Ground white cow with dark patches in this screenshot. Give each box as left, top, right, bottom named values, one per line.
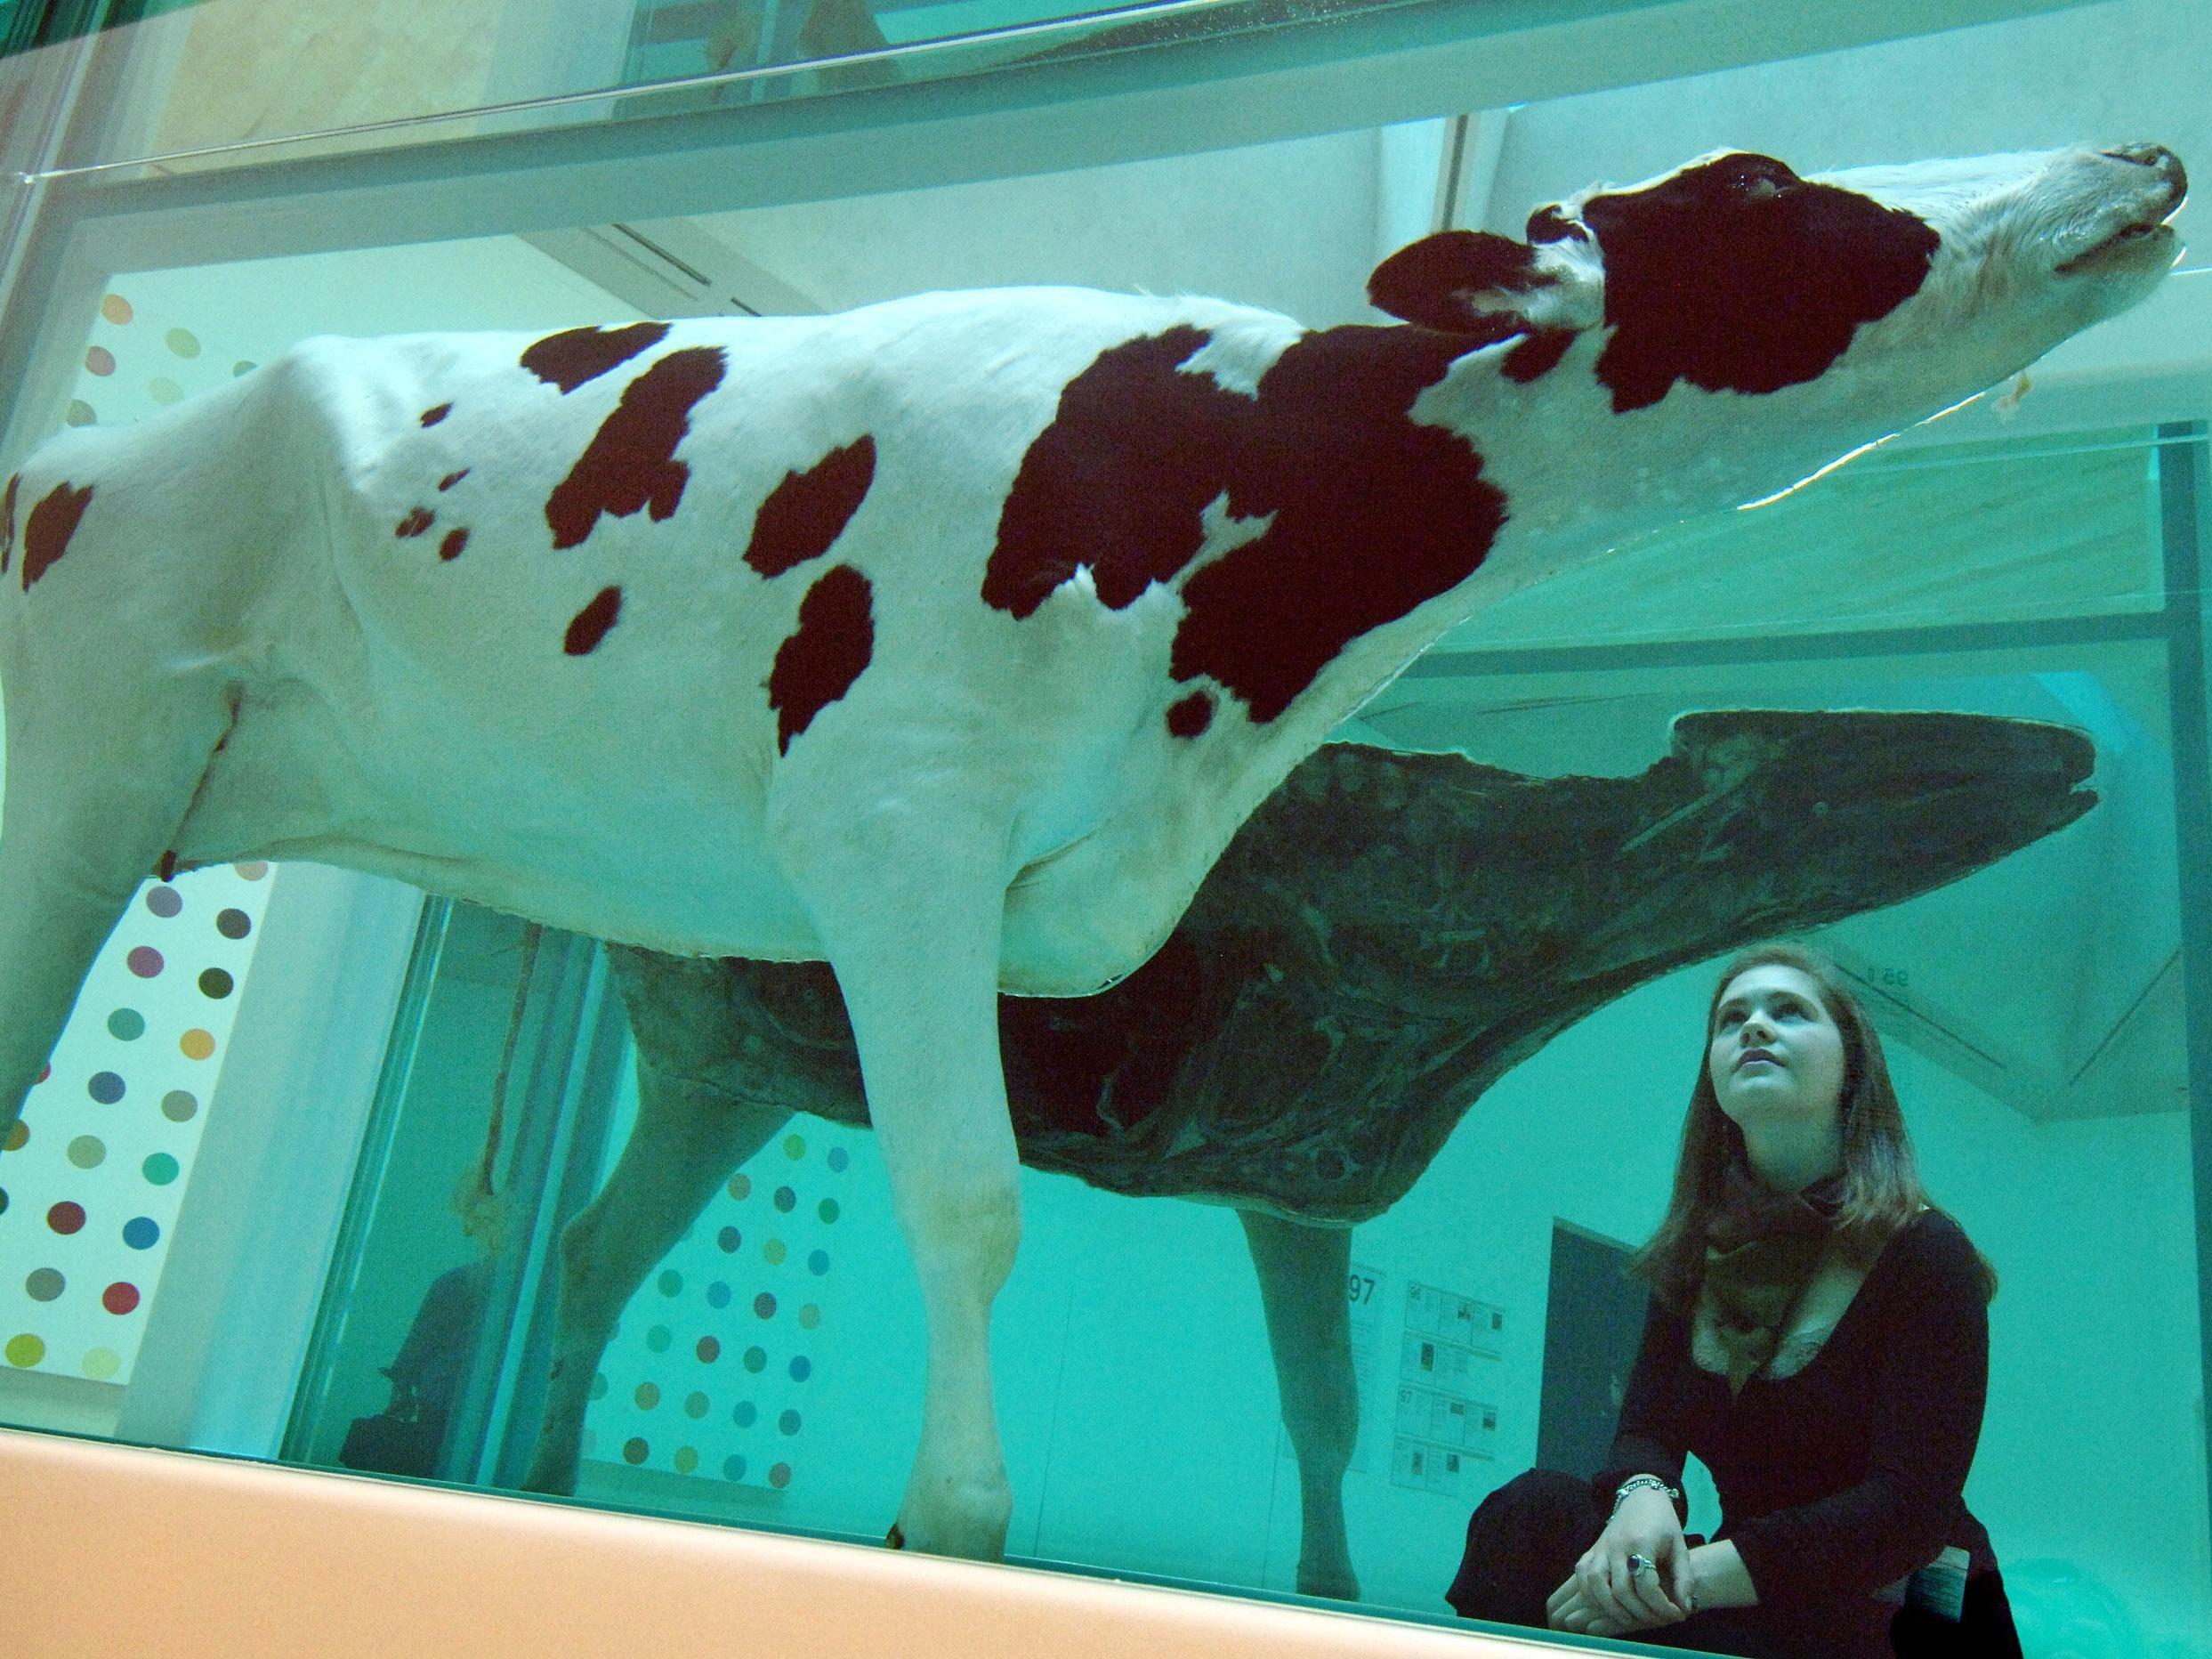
left=0, top=143, right=2184, bottom=1558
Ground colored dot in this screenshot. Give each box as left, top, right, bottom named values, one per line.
left=769, top=1463, right=791, bottom=1489
left=216, top=907, right=253, bottom=937
left=67, top=1136, right=105, bottom=1169
left=145, top=885, right=182, bottom=918
left=233, top=863, right=268, bottom=882
left=82, top=1347, right=120, bottom=1380
left=808, top=1250, right=829, bottom=1276
left=232, top=360, right=256, bottom=377
left=47, top=1202, right=84, bottom=1234
left=101, top=294, right=133, bottom=324
left=198, top=967, right=234, bottom=999
left=180, top=1030, right=215, bottom=1061
left=658, top=1269, right=682, bottom=1297
left=696, top=1336, right=720, bottom=1363
left=763, top=1239, right=786, bottom=1267
left=674, top=1446, right=698, bottom=1475
left=754, top=1292, right=777, bottom=1320
left=4, top=1122, right=25, bottom=1151
left=122, top=1217, right=159, bottom=1250
left=773, top=1186, right=795, bottom=1214
left=782, top=1134, right=805, bottom=1161
left=101, top=1283, right=140, bottom=1315
left=126, top=946, right=163, bottom=977
left=683, top=1391, right=708, bottom=1420
left=798, top=1304, right=820, bottom=1331
left=85, top=344, right=115, bottom=376
left=646, top=1325, right=672, bottom=1354
left=6, top=1334, right=45, bottom=1368
left=65, top=400, right=95, bottom=426
left=723, top=1454, right=747, bottom=1482
left=827, top=1147, right=849, bottom=1173
left=148, top=376, right=182, bottom=405
left=161, top=1090, right=198, bottom=1122
left=142, top=1153, right=179, bottom=1186
left=818, top=1198, right=839, bottom=1225
left=86, top=1072, right=124, bottom=1105
left=589, top=1372, right=609, bottom=1401
left=789, top=1355, right=811, bottom=1382
left=706, top=1282, right=731, bottom=1310
left=727, top=1174, right=751, bottom=1202
left=716, top=1226, right=741, bottom=1254
left=742, top=1347, right=765, bottom=1374
left=634, top=1381, right=660, bottom=1410
left=779, top=1409, right=801, bottom=1436
left=165, top=328, right=201, bottom=359
left=25, top=1269, right=63, bottom=1301
left=106, top=1008, right=145, bottom=1040
left=622, top=1437, right=648, bottom=1465
left=732, top=1400, right=757, bottom=1427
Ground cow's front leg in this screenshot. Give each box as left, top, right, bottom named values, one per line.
left=781, top=794, right=1021, bottom=1560
left=1239, top=1208, right=1361, bottom=1601
left=521, top=1058, right=790, bottom=1495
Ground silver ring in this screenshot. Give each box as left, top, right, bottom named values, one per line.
left=1627, top=1553, right=1655, bottom=1577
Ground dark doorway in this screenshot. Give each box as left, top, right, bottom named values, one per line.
left=1535, top=1220, right=1649, bottom=1481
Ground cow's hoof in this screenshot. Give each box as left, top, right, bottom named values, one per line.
left=885, top=1523, right=905, bottom=1550
left=1296, top=1565, right=1362, bottom=1603
left=889, top=1477, right=1012, bottom=1561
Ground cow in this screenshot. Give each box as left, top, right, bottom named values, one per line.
left=506, top=708, right=2095, bottom=1599
left=0, top=142, right=2184, bottom=1559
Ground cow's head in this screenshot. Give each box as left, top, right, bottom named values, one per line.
left=1370, top=143, right=2185, bottom=430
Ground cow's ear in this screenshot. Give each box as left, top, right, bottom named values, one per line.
left=1368, top=231, right=1550, bottom=328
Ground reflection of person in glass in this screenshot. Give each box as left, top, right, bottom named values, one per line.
left=1448, top=944, right=2022, bottom=1656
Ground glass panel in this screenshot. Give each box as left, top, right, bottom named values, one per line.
left=4, top=3, right=2212, bottom=1656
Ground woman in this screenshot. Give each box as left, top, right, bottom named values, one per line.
left=1447, top=943, right=2021, bottom=1656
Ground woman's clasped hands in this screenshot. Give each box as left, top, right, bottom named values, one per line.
left=1546, top=1486, right=1698, bottom=1639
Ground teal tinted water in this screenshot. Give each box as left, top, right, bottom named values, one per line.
left=1, top=4, right=2208, bottom=1655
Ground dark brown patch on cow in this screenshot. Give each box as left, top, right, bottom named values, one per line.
left=1526, top=205, right=1589, bottom=245
left=1582, top=151, right=1939, bottom=413
left=769, top=564, right=873, bottom=755
left=1367, top=231, right=1556, bottom=332
left=396, top=507, right=434, bottom=538
left=421, top=403, right=452, bottom=427
left=1166, top=691, right=1214, bottom=738
left=744, top=435, right=876, bottom=578
left=563, top=586, right=623, bottom=655
left=439, top=470, right=469, bottom=491
left=988, top=325, right=1506, bottom=724
left=0, top=473, right=15, bottom=577
left=545, top=346, right=726, bottom=551
left=440, top=528, right=469, bottom=562
left=521, top=322, right=673, bottom=394
left=1504, top=328, right=1576, bottom=383
left=22, top=481, right=93, bottom=590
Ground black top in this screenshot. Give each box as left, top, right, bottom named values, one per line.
left=1594, top=1209, right=1998, bottom=1614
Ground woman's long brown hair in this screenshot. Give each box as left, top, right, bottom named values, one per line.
left=1630, top=942, right=1996, bottom=1310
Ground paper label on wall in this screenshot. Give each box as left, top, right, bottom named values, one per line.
left=1388, top=1279, right=1505, bottom=1500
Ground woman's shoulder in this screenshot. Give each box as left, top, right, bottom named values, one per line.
left=1868, top=1205, right=1986, bottom=1297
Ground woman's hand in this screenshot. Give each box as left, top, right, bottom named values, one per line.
left=1545, top=1486, right=1696, bottom=1638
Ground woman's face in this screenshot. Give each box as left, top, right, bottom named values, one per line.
left=1707, top=965, right=1849, bottom=1137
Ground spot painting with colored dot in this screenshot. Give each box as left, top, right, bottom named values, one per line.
left=0, top=855, right=270, bottom=1383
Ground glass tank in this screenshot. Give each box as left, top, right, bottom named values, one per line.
left=0, top=2, right=2208, bottom=1655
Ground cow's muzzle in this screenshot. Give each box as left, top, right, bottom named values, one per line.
left=2057, top=143, right=2187, bottom=276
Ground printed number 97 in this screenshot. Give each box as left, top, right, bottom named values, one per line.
left=1348, top=1274, right=1376, bottom=1305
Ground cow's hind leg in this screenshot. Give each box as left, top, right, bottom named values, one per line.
left=522, top=1054, right=791, bottom=1495
left=0, top=644, right=231, bottom=1133
left=780, top=797, right=1020, bottom=1559
left=1239, top=1208, right=1361, bottom=1601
